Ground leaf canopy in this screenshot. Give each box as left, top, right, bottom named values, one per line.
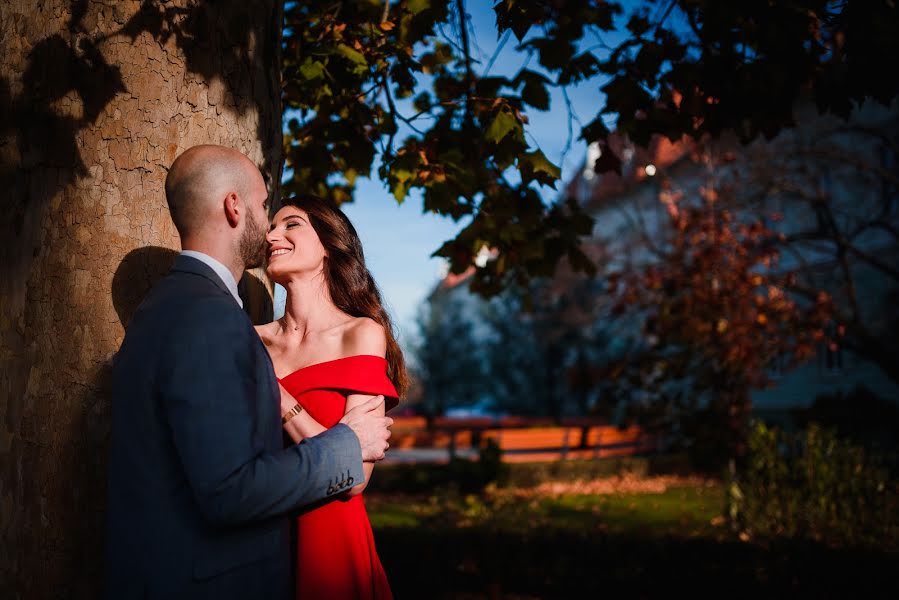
left=282, top=0, right=899, bottom=295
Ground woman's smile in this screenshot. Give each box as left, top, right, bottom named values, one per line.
left=269, top=247, right=293, bottom=260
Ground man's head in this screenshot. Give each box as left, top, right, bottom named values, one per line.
left=165, top=145, right=269, bottom=269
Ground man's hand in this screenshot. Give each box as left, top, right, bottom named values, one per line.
left=339, top=395, right=393, bottom=462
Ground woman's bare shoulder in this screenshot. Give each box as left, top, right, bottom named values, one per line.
left=342, top=317, right=386, bottom=357
left=253, top=320, right=280, bottom=345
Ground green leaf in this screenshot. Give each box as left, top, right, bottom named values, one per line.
left=413, top=92, right=432, bottom=113
left=514, top=70, right=551, bottom=110
left=580, top=115, right=610, bottom=143
left=525, top=37, right=577, bottom=72
left=485, top=109, right=519, bottom=144
left=336, top=44, right=368, bottom=73
left=522, top=78, right=550, bottom=110
left=391, top=179, right=410, bottom=203
left=627, top=14, right=651, bottom=36
left=408, top=0, right=430, bottom=15
left=476, top=76, right=513, bottom=97
left=493, top=1, right=540, bottom=42
left=518, top=149, right=561, bottom=188
left=299, top=59, right=325, bottom=81
left=559, top=53, right=600, bottom=85
left=394, top=168, right=414, bottom=182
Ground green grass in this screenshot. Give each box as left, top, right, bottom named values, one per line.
left=584, top=485, right=722, bottom=537
left=541, top=484, right=722, bottom=536
left=365, top=478, right=897, bottom=599
left=368, top=482, right=724, bottom=537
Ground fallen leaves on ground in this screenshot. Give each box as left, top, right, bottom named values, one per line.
left=506, top=473, right=716, bottom=498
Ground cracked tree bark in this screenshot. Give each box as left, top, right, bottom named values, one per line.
left=0, top=1, right=281, bottom=597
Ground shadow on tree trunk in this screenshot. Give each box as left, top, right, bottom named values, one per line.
left=1, top=1, right=282, bottom=596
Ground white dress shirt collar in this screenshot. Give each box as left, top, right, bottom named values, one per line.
left=180, top=250, right=244, bottom=308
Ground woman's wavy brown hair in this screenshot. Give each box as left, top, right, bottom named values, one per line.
left=282, top=194, right=408, bottom=397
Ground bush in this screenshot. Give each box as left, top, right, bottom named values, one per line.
left=368, top=439, right=509, bottom=494
left=794, top=385, right=899, bottom=472
left=727, top=421, right=898, bottom=548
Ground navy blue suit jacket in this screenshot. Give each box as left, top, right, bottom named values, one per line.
left=105, top=255, right=364, bottom=599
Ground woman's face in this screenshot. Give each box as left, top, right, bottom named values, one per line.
left=265, top=206, right=328, bottom=282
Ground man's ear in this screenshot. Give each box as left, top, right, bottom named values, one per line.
left=224, top=192, right=240, bottom=227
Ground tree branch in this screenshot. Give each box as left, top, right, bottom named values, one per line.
left=484, top=29, right=510, bottom=77
left=654, top=0, right=678, bottom=34
left=559, top=85, right=577, bottom=165
left=795, top=146, right=899, bottom=188
left=869, top=220, right=899, bottom=241
left=380, top=76, right=399, bottom=154
left=456, top=0, right=475, bottom=129
left=846, top=244, right=899, bottom=283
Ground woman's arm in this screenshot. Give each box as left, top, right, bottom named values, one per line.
left=279, top=382, right=327, bottom=441
left=280, top=317, right=391, bottom=495
left=342, top=318, right=390, bottom=496
left=280, top=383, right=384, bottom=496
left=343, top=392, right=384, bottom=496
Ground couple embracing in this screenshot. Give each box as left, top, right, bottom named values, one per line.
left=105, top=145, right=402, bottom=599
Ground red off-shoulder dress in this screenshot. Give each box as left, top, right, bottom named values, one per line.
left=279, top=355, right=398, bottom=600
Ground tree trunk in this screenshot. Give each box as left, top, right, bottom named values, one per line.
left=0, top=1, right=282, bottom=597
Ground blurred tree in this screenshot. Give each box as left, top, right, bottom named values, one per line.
left=735, top=116, right=899, bottom=385
left=577, top=105, right=899, bottom=466
left=481, top=287, right=555, bottom=416
left=419, top=275, right=611, bottom=419
left=605, top=192, right=835, bottom=463
left=415, top=285, right=490, bottom=420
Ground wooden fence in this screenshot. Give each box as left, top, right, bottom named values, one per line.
left=387, top=416, right=661, bottom=463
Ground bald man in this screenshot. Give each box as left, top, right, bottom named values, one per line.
left=105, top=145, right=392, bottom=600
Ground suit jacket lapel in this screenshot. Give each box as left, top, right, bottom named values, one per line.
left=171, top=254, right=234, bottom=299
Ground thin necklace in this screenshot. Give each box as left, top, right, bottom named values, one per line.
left=280, top=317, right=301, bottom=332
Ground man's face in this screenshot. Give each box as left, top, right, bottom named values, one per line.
left=238, top=173, right=270, bottom=269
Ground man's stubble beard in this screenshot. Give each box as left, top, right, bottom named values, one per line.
left=239, top=209, right=268, bottom=269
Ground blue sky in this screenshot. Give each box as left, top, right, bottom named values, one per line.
left=276, top=2, right=629, bottom=355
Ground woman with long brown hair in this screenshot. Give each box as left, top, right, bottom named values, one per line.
left=255, top=194, right=406, bottom=600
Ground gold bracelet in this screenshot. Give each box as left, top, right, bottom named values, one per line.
left=281, top=403, right=304, bottom=425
